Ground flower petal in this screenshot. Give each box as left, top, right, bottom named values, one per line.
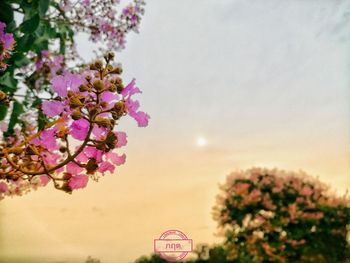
left=42, top=100, right=65, bottom=117
left=68, top=175, right=88, bottom=190
left=70, top=119, right=90, bottom=141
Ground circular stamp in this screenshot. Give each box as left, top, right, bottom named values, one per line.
left=154, top=229, right=193, bottom=262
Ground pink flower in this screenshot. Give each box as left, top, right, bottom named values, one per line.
left=106, top=152, right=126, bottom=166
left=68, top=175, right=88, bottom=190
left=125, top=97, right=139, bottom=111
left=70, top=119, right=90, bottom=141
left=0, top=122, right=8, bottom=132
left=51, top=75, right=67, bottom=96
left=35, top=51, right=64, bottom=75
left=76, top=151, right=89, bottom=163
left=0, top=182, right=8, bottom=193
left=125, top=98, right=150, bottom=127
left=122, top=79, right=150, bottom=127
left=121, top=79, right=141, bottom=97
left=42, top=100, right=65, bottom=117
left=51, top=72, right=85, bottom=97
left=263, top=195, right=276, bottom=210
left=101, top=91, right=118, bottom=104
left=98, top=161, right=115, bottom=174
left=42, top=152, right=60, bottom=166
left=234, top=183, right=250, bottom=195
left=301, top=185, right=313, bottom=196
left=92, top=125, right=107, bottom=140
left=40, top=175, right=50, bottom=186
left=84, top=146, right=103, bottom=162
left=302, top=212, right=324, bottom=220
left=31, top=127, right=58, bottom=151
left=116, top=131, right=127, bottom=147
left=132, top=111, right=150, bottom=127
left=0, top=22, right=14, bottom=70
left=67, top=162, right=83, bottom=175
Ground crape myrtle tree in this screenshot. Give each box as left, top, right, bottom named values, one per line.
left=213, top=168, right=350, bottom=263
left=0, top=0, right=149, bottom=199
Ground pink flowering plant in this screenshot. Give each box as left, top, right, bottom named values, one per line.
left=0, top=1, right=149, bottom=198
left=213, top=168, right=350, bottom=263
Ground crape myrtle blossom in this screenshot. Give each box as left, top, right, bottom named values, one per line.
left=58, top=0, right=145, bottom=51
left=213, top=168, right=350, bottom=262
left=122, top=79, right=150, bottom=127
left=0, top=53, right=149, bottom=199
left=0, top=22, right=14, bottom=71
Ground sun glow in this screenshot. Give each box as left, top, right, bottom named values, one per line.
left=196, top=136, right=208, bottom=147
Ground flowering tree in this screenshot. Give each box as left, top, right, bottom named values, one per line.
left=213, top=168, right=350, bottom=263
left=0, top=0, right=149, bottom=199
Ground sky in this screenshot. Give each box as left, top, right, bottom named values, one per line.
left=1, top=0, right=350, bottom=262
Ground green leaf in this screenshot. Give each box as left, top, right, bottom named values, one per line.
left=0, top=72, right=17, bottom=93
left=59, top=35, right=65, bottom=54
left=14, top=55, right=31, bottom=68
left=0, top=2, right=14, bottom=24
left=0, top=104, right=8, bottom=121
left=6, top=20, right=17, bottom=32
left=37, top=110, right=47, bottom=131
left=16, top=33, right=36, bottom=52
left=38, top=0, right=50, bottom=17
left=32, top=97, right=42, bottom=108
left=5, top=100, right=24, bottom=135
left=20, top=14, right=40, bottom=33
left=33, top=38, right=49, bottom=52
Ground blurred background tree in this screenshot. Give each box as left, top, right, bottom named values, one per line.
left=213, top=168, right=350, bottom=263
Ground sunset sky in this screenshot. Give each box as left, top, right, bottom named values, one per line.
left=1, top=1, right=350, bottom=262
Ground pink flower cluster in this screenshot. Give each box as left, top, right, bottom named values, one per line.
left=213, top=167, right=350, bottom=262
left=35, top=50, right=64, bottom=74
left=0, top=54, right=149, bottom=199
left=0, top=22, right=14, bottom=71
left=59, top=0, right=145, bottom=51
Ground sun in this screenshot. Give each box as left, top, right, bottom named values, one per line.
left=196, top=136, right=208, bottom=147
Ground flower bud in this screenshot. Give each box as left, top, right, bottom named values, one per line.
left=96, top=143, right=106, bottom=151
left=93, top=80, right=104, bottom=91
left=106, top=64, right=113, bottom=71
left=62, top=173, right=72, bottom=180
left=71, top=110, right=82, bottom=120
left=116, top=83, right=124, bottom=94
left=107, top=52, right=115, bottom=60
left=85, top=75, right=92, bottom=81
left=67, top=91, right=75, bottom=98
left=60, top=182, right=72, bottom=193
left=100, top=101, right=108, bottom=108
left=94, top=60, right=103, bottom=70
left=95, top=116, right=111, bottom=128
left=115, top=77, right=122, bottom=84
left=111, top=111, right=122, bottom=120
left=79, top=84, right=89, bottom=92
left=89, top=108, right=98, bottom=118
left=69, top=97, right=84, bottom=108
left=86, top=158, right=98, bottom=174
left=110, top=66, right=122, bottom=74
left=109, top=84, right=117, bottom=92
left=59, top=146, right=67, bottom=153
left=105, top=131, right=117, bottom=149
left=113, top=101, right=125, bottom=112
